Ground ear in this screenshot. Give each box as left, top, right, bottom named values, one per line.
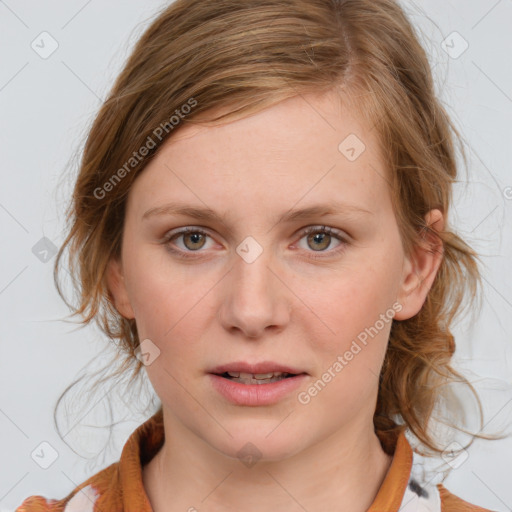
left=394, top=209, right=444, bottom=321
left=105, top=257, right=135, bottom=319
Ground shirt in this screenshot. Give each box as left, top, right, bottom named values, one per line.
left=15, top=409, right=493, bottom=512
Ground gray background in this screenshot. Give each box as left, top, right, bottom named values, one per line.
left=1, top=1, right=511, bottom=510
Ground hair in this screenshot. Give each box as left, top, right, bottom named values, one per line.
left=53, top=0, right=497, bottom=464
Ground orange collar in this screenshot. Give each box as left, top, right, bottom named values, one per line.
left=368, top=429, right=413, bottom=511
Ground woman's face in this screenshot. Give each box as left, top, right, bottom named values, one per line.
left=107, top=90, right=438, bottom=461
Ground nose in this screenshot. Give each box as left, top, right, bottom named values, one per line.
left=218, top=243, right=292, bottom=339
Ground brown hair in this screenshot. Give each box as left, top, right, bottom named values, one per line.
left=53, top=0, right=494, bottom=462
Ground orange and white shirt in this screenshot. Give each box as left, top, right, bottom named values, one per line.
left=16, top=410, right=493, bottom=512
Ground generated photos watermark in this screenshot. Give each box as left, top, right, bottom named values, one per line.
left=93, top=97, right=198, bottom=200
left=297, top=301, right=403, bottom=405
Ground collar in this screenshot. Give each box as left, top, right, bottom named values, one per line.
left=70, top=410, right=422, bottom=512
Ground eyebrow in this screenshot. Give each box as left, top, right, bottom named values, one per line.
left=142, top=201, right=373, bottom=225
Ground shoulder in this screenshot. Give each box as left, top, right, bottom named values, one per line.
left=15, top=410, right=164, bottom=512
left=15, top=464, right=119, bottom=512
left=437, top=483, right=496, bottom=512
left=15, top=495, right=60, bottom=512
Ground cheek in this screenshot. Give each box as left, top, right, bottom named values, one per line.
left=122, top=242, right=207, bottom=338
left=295, top=264, right=400, bottom=418
left=298, top=241, right=403, bottom=368
left=122, top=250, right=222, bottom=396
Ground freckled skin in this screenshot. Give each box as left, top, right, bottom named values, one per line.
left=107, top=89, right=443, bottom=512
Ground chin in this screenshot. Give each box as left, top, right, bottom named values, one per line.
left=204, top=424, right=309, bottom=464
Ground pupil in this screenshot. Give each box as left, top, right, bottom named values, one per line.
left=310, top=232, right=329, bottom=250
left=185, top=232, right=205, bottom=250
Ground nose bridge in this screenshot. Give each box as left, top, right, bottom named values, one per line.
left=232, top=234, right=276, bottom=304
left=236, top=237, right=272, bottom=290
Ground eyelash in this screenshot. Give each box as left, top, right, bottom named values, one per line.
left=162, top=225, right=348, bottom=260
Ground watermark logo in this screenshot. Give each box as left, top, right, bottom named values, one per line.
left=31, top=31, right=59, bottom=59
left=236, top=236, right=264, bottom=264
left=135, top=338, right=161, bottom=366
left=237, top=442, right=262, bottom=468
left=32, top=236, right=58, bottom=263
left=441, top=31, right=469, bottom=59
left=338, top=133, right=366, bottom=162
left=31, top=441, right=59, bottom=469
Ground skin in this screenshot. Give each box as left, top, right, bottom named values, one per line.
left=106, top=88, right=444, bottom=512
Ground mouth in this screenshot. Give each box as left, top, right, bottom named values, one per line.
left=215, top=371, right=301, bottom=385
left=208, top=366, right=309, bottom=406
left=208, top=361, right=308, bottom=386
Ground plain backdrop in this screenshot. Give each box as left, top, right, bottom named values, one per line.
left=1, top=1, right=511, bottom=511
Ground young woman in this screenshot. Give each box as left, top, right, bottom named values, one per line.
left=16, top=0, right=498, bottom=510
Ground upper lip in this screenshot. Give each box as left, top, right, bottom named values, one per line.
left=209, top=361, right=307, bottom=375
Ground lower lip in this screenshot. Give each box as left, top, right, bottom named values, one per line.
left=208, top=373, right=307, bottom=406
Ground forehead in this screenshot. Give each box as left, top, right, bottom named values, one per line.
left=127, top=90, right=391, bottom=220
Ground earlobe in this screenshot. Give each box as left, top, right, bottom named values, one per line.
left=105, top=257, right=135, bottom=320
left=394, top=209, right=444, bottom=321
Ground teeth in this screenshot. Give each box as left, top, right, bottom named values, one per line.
left=224, top=371, right=292, bottom=384
left=246, top=372, right=276, bottom=380
left=226, top=371, right=288, bottom=379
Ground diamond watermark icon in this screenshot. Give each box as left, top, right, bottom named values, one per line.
left=441, top=31, right=469, bottom=59
left=237, top=442, right=262, bottom=468
left=31, top=441, right=59, bottom=469
left=32, top=236, right=58, bottom=263
left=236, top=236, right=263, bottom=264
left=338, top=133, right=366, bottom=162
left=31, top=31, right=59, bottom=59
left=135, top=338, right=161, bottom=366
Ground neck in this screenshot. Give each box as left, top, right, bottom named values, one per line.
left=142, top=410, right=393, bottom=512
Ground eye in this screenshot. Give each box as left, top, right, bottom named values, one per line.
left=296, top=225, right=347, bottom=257
left=163, top=227, right=214, bottom=255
